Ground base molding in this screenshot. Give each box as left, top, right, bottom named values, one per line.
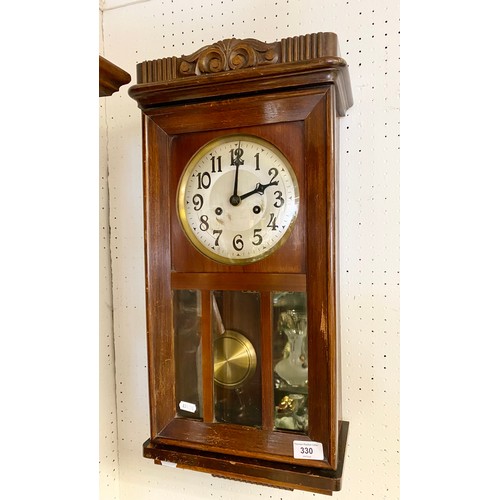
left=143, top=420, right=348, bottom=495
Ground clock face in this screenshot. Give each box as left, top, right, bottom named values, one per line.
left=177, top=135, right=299, bottom=265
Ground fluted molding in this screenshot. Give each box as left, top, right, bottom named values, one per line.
left=137, top=33, right=342, bottom=84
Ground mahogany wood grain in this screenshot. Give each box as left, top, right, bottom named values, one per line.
left=99, top=55, right=131, bottom=97
left=144, top=90, right=324, bottom=134
left=132, top=31, right=353, bottom=116
left=137, top=33, right=341, bottom=82
left=130, top=32, right=353, bottom=494
left=303, top=90, right=335, bottom=466
left=144, top=420, right=348, bottom=494
left=142, top=116, right=175, bottom=437
left=168, top=120, right=306, bottom=274
left=171, top=273, right=306, bottom=291
left=201, top=290, right=214, bottom=422
left=130, top=60, right=352, bottom=116
left=157, top=418, right=330, bottom=468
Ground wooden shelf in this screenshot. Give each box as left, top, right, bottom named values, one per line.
left=99, top=55, right=131, bottom=97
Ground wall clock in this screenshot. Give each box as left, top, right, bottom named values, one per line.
left=129, top=32, right=353, bottom=495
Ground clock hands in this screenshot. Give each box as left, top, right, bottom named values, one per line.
left=229, top=143, right=244, bottom=206
left=240, top=181, right=278, bottom=201
left=228, top=143, right=279, bottom=209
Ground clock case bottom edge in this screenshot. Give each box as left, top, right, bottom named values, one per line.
left=143, top=420, right=348, bottom=495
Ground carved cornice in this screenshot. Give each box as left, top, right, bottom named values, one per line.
left=137, top=32, right=342, bottom=84
left=131, top=32, right=353, bottom=116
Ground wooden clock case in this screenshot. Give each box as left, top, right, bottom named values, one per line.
left=129, top=32, right=353, bottom=495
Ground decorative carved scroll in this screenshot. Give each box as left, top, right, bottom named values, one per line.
left=137, top=32, right=340, bottom=84
left=179, top=38, right=279, bottom=76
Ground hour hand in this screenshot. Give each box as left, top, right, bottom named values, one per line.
left=240, top=181, right=278, bottom=201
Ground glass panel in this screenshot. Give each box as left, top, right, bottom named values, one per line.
left=272, top=292, right=308, bottom=432
left=173, top=289, right=203, bottom=419
left=212, top=290, right=261, bottom=427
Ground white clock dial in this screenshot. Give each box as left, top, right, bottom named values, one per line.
left=177, top=135, right=300, bottom=265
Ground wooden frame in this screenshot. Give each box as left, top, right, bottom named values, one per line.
left=129, top=32, right=352, bottom=495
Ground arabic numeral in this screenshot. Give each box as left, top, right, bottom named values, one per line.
left=196, top=172, right=211, bottom=189
left=232, top=234, right=244, bottom=251
left=192, top=194, right=204, bottom=211
left=254, top=152, right=260, bottom=170
left=268, top=167, right=278, bottom=183
left=230, top=146, right=244, bottom=165
left=267, top=213, right=278, bottom=230
left=210, top=155, right=222, bottom=173
left=252, top=228, right=263, bottom=246
left=293, top=440, right=323, bottom=460
left=273, top=190, right=284, bottom=208
left=213, top=229, right=222, bottom=246
left=199, top=215, right=209, bottom=231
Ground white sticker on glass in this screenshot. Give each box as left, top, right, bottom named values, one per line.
left=179, top=401, right=197, bottom=413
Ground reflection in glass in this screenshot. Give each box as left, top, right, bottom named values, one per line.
left=173, top=289, right=203, bottom=419
left=272, top=292, right=308, bottom=432
left=212, top=290, right=262, bottom=427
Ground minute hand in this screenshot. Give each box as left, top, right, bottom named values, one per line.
left=240, top=181, right=278, bottom=201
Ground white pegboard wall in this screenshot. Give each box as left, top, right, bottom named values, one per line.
left=100, top=99, right=120, bottom=500
left=99, top=0, right=400, bottom=499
